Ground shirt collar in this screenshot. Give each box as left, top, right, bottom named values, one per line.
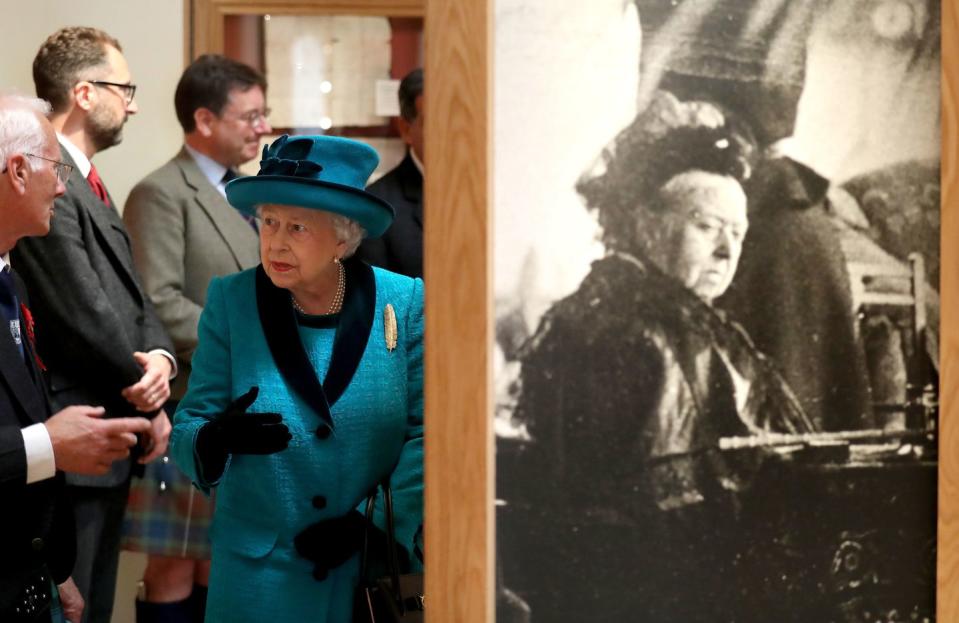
left=0, top=254, right=8, bottom=272
left=184, top=144, right=230, bottom=197
left=57, top=133, right=91, bottom=178
left=409, top=149, right=424, bottom=176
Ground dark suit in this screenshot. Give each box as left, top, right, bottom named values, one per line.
left=357, top=152, right=423, bottom=278
left=0, top=270, right=74, bottom=616
left=12, top=146, right=174, bottom=623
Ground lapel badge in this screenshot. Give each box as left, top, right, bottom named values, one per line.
left=384, top=304, right=398, bottom=352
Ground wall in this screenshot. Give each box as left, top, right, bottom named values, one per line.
left=0, top=0, right=186, bottom=211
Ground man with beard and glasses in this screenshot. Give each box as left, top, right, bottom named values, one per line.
left=12, top=27, right=176, bottom=623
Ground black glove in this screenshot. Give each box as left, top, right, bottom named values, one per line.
left=294, top=510, right=386, bottom=581
left=195, top=386, right=291, bottom=480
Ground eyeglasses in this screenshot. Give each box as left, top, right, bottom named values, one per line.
left=686, top=210, right=747, bottom=245
left=24, top=153, right=75, bottom=184
left=226, top=108, right=272, bottom=127
left=89, top=80, right=137, bottom=105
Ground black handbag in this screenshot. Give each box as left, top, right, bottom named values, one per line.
left=353, top=484, right=424, bottom=623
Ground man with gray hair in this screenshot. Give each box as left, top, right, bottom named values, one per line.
left=0, top=93, right=153, bottom=623
left=357, top=68, right=424, bottom=278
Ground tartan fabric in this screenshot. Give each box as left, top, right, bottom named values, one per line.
left=121, top=455, right=214, bottom=559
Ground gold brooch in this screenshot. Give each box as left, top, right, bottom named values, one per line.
left=384, top=304, right=397, bottom=351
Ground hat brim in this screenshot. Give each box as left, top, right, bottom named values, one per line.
left=225, top=175, right=395, bottom=238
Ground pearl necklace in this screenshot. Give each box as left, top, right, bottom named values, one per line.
left=291, top=261, right=345, bottom=315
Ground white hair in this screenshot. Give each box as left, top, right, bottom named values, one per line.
left=329, top=213, right=366, bottom=258
left=0, top=94, right=52, bottom=171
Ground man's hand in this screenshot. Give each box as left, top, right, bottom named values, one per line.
left=57, top=576, right=84, bottom=623
left=121, top=351, right=172, bottom=413
left=45, top=406, right=152, bottom=475
left=138, top=409, right=171, bottom=464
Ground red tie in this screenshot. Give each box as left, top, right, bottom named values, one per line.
left=86, top=164, right=111, bottom=208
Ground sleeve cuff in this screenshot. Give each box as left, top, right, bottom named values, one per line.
left=149, top=348, right=179, bottom=380
left=23, top=423, right=56, bottom=484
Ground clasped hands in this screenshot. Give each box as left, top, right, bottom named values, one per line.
left=46, top=353, right=175, bottom=475
left=120, top=351, right=172, bottom=414
left=120, top=351, right=174, bottom=462
left=195, top=386, right=291, bottom=479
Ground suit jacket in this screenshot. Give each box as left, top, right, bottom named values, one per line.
left=12, top=147, right=174, bottom=487
left=124, top=147, right=260, bottom=399
left=0, top=270, right=74, bottom=609
left=357, top=152, right=423, bottom=278
left=170, top=261, right=424, bottom=622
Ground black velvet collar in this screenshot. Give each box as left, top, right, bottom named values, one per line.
left=255, top=258, right=376, bottom=432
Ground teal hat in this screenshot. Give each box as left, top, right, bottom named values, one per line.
left=225, top=134, right=395, bottom=238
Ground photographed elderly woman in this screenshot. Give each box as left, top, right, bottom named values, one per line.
left=169, top=135, right=423, bottom=623
left=497, top=92, right=816, bottom=623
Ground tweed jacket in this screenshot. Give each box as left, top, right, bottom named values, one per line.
left=124, top=147, right=260, bottom=399
left=12, top=147, right=174, bottom=487
left=357, top=152, right=423, bottom=278
left=0, top=270, right=74, bottom=608
left=170, top=260, right=423, bottom=623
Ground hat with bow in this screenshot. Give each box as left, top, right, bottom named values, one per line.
left=226, top=134, right=395, bottom=238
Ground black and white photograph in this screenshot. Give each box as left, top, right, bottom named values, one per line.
left=494, top=1, right=940, bottom=621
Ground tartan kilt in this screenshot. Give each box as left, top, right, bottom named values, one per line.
left=121, top=453, right=215, bottom=559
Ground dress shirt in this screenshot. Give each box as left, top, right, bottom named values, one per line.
left=185, top=144, right=257, bottom=232
left=56, top=134, right=179, bottom=378
left=1, top=256, right=56, bottom=484
left=57, top=132, right=91, bottom=178
left=184, top=143, right=230, bottom=198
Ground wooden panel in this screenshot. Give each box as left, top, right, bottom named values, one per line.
left=424, top=0, right=493, bottom=621
left=941, top=0, right=958, bottom=620
left=943, top=0, right=956, bottom=612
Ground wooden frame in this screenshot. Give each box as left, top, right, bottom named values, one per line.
left=187, top=0, right=424, bottom=57
left=940, top=1, right=957, bottom=620
left=424, top=1, right=493, bottom=621
left=187, top=1, right=491, bottom=621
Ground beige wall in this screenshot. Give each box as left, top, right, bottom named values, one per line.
left=0, top=0, right=186, bottom=210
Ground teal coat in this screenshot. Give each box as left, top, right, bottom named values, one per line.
left=170, top=260, right=423, bottom=623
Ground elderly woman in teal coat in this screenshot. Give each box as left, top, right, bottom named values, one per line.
left=169, top=135, right=423, bottom=623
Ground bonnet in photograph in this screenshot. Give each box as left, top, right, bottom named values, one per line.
left=576, top=90, right=756, bottom=252
left=226, top=134, right=396, bottom=238
left=634, top=0, right=818, bottom=145
left=577, top=90, right=755, bottom=206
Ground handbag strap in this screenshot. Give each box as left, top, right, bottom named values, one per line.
left=382, top=484, right=405, bottom=609
left=358, top=480, right=410, bottom=612
left=359, top=488, right=377, bottom=580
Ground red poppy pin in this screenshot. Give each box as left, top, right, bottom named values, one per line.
left=19, top=303, right=46, bottom=371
